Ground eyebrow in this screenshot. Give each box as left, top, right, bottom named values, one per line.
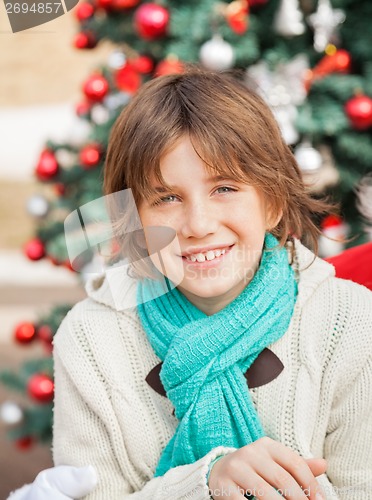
left=151, top=175, right=236, bottom=192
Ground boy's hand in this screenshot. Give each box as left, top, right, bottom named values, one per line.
left=208, top=436, right=327, bottom=499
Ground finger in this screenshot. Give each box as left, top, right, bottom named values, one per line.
left=240, top=474, right=288, bottom=499
left=259, top=463, right=309, bottom=499
left=305, top=458, right=327, bottom=477
left=270, top=448, right=324, bottom=500
left=37, top=465, right=98, bottom=498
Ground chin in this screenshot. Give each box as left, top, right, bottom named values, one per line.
left=179, top=279, right=239, bottom=299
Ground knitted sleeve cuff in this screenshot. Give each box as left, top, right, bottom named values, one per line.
left=206, top=455, right=225, bottom=485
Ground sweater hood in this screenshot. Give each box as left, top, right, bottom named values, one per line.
left=84, top=238, right=336, bottom=312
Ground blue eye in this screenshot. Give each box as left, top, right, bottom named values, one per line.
left=162, top=195, right=177, bottom=202
left=216, top=186, right=237, bottom=194
left=152, top=195, right=178, bottom=205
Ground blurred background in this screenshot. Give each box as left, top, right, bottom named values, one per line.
left=0, top=7, right=113, bottom=497
left=1, top=0, right=372, bottom=497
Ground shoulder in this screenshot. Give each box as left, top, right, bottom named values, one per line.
left=302, top=275, right=372, bottom=388
left=291, top=239, right=372, bottom=333
left=53, top=291, right=141, bottom=369
left=326, top=276, right=372, bottom=355
left=290, top=240, right=372, bottom=379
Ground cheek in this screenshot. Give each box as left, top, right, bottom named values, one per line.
left=139, top=207, right=175, bottom=229
left=147, top=238, right=184, bottom=285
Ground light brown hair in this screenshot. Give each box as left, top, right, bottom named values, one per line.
left=103, top=64, right=340, bottom=278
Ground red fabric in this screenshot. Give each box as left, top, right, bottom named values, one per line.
left=325, top=242, right=372, bottom=291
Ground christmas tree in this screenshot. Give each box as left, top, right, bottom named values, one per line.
left=1, top=0, right=372, bottom=448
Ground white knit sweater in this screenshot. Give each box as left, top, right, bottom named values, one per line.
left=52, top=239, right=372, bottom=499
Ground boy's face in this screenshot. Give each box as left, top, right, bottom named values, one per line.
left=137, top=136, right=282, bottom=315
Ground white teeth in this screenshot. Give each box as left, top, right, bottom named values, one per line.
left=206, top=251, right=215, bottom=261
left=185, top=247, right=228, bottom=262
left=195, top=253, right=206, bottom=262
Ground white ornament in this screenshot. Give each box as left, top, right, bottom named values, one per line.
left=307, top=0, right=345, bottom=52
left=55, top=149, right=77, bottom=168
left=26, top=194, right=50, bottom=218
left=318, top=233, right=345, bottom=258
left=199, top=34, right=235, bottom=71
left=90, top=104, right=110, bottom=125
left=274, top=0, right=305, bottom=37
left=104, top=92, right=131, bottom=111
left=0, top=401, right=23, bottom=425
left=108, top=50, right=126, bottom=70
left=318, top=222, right=348, bottom=258
left=245, top=56, right=309, bottom=144
left=294, top=140, right=323, bottom=172
left=273, top=105, right=299, bottom=144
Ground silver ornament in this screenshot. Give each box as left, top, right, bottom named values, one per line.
left=274, top=0, right=305, bottom=37
left=245, top=56, right=308, bottom=144
left=55, top=148, right=77, bottom=168
left=26, top=194, right=50, bottom=218
left=90, top=104, right=110, bottom=125
left=199, top=34, right=235, bottom=71
left=273, top=105, right=299, bottom=145
left=104, top=92, right=131, bottom=111
left=0, top=401, right=23, bottom=425
left=107, top=50, right=126, bottom=70
left=294, top=140, right=323, bottom=172
left=307, top=0, right=345, bottom=52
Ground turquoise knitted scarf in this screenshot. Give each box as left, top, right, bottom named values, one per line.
left=136, top=233, right=298, bottom=478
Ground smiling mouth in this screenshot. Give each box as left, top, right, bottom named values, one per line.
left=181, top=244, right=234, bottom=264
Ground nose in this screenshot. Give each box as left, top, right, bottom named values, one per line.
left=179, top=200, right=219, bottom=239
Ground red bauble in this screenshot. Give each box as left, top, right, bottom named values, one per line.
left=96, top=0, right=113, bottom=10
left=24, top=238, right=45, bottom=261
left=14, top=322, right=36, bottom=344
left=155, top=58, right=184, bottom=77
left=37, top=325, right=54, bottom=353
left=73, top=31, right=97, bottom=49
left=35, top=149, right=59, bottom=181
left=111, top=0, right=140, bottom=9
left=15, top=436, right=33, bottom=450
left=79, top=143, right=103, bottom=168
left=54, top=183, right=66, bottom=196
left=248, top=0, right=268, bottom=6
left=131, top=55, right=154, bottom=74
left=226, top=0, right=249, bottom=35
left=115, top=65, right=142, bottom=93
left=27, top=374, right=54, bottom=403
left=75, top=100, right=91, bottom=118
left=82, top=74, right=109, bottom=102
left=75, top=2, right=95, bottom=21
left=345, top=95, right=372, bottom=130
left=37, top=325, right=54, bottom=344
left=134, top=3, right=169, bottom=40
left=321, top=214, right=343, bottom=230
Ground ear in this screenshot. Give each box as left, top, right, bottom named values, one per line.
left=266, top=205, right=283, bottom=231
